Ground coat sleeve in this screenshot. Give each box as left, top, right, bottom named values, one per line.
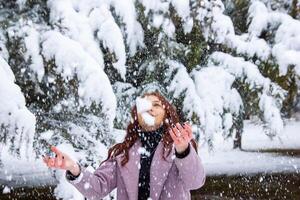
left=66, top=158, right=117, bottom=199
left=174, top=143, right=206, bottom=190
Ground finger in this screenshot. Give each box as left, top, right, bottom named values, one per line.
left=170, top=124, right=178, bottom=136
left=54, top=156, right=62, bottom=168
left=183, top=122, right=192, bottom=131
left=48, top=158, right=55, bottom=168
left=171, top=125, right=188, bottom=144
left=187, top=131, right=193, bottom=140
left=42, top=155, right=49, bottom=164
left=177, top=133, right=187, bottom=143
left=171, top=129, right=187, bottom=145
left=51, top=146, right=63, bottom=157
left=56, top=153, right=63, bottom=168
left=169, top=129, right=179, bottom=143
left=183, top=122, right=192, bottom=132
left=169, top=128, right=180, bottom=144
left=175, top=123, right=185, bottom=137
left=183, top=122, right=193, bottom=139
left=61, top=156, right=66, bottom=168
left=176, top=123, right=190, bottom=142
left=181, top=130, right=192, bottom=142
left=171, top=124, right=182, bottom=137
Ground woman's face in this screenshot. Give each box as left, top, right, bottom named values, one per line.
left=137, top=95, right=166, bottom=131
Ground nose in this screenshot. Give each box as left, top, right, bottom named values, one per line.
left=148, top=107, right=155, bottom=116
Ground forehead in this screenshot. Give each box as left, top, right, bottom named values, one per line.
left=145, top=95, right=160, bottom=102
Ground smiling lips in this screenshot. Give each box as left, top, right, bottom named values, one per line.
left=148, top=113, right=155, bottom=117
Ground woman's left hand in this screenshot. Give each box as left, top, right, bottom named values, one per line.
left=169, top=122, right=193, bottom=153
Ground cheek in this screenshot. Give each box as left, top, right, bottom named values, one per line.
left=137, top=113, right=143, bottom=123
left=156, top=110, right=165, bottom=122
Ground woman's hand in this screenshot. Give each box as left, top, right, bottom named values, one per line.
left=169, top=122, right=193, bottom=153
left=43, top=146, right=80, bottom=176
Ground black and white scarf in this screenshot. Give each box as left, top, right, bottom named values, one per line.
left=137, top=125, right=164, bottom=200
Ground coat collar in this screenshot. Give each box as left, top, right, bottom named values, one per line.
left=116, top=139, right=174, bottom=200
left=150, top=141, right=175, bottom=200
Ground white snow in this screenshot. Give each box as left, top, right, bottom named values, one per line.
left=0, top=148, right=56, bottom=188
left=136, top=97, right=152, bottom=113
left=167, top=60, right=205, bottom=122
left=2, top=186, right=11, bottom=194
left=141, top=112, right=155, bottom=126
left=136, top=97, right=155, bottom=126
left=109, top=0, right=144, bottom=56
left=193, top=66, right=243, bottom=139
left=208, top=52, right=285, bottom=136
left=138, top=147, right=150, bottom=157
left=1, top=0, right=300, bottom=199
left=0, top=32, right=9, bottom=60
left=41, top=30, right=117, bottom=128
left=40, top=130, right=54, bottom=141
left=0, top=56, right=36, bottom=160
left=0, top=120, right=300, bottom=188
left=152, top=14, right=164, bottom=28
left=47, top=0, right=127, bottom=80
left=171, top=0, right=192, bottom=33
left=53, top=143, right=84, bottom=200
left=138, top=0, right=169, bottom=16
left=168, top=56, right=278, bottom=149
left=248, top=1, right=300, bottom=75
left=23, top=26, right=45, bottom=82
left=171, top=0, right=190, bottom=20
left=89, top=5, right=127, bottom=79
left=200, top=120, right=300, bottom=175
left=196, top=0, right=300, bottom=66
left=226, top=34, right=271, bottom=60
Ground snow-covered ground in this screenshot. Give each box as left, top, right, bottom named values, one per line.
left=201, top=120, right=300, bottom=175
left=1, top=120, right=300, bottom=188
left=0, top=154, right=56, bottom=188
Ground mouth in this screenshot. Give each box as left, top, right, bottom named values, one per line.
left=141, top=112, right=156, bottom=126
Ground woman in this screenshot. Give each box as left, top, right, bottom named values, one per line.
left=43, top=92, right=205, bottom=200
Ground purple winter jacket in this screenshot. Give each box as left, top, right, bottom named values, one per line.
left=67, top=140, right=206, bottom=200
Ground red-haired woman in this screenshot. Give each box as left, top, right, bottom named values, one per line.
left=43, top=92, right=205, bottom=200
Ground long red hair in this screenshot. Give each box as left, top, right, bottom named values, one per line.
left=103, top=91, right=198, bottom=166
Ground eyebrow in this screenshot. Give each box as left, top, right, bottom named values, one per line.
left=152, top=100, right=161, bottom=104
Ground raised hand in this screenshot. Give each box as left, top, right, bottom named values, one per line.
left=43, top=146, right=80, bottom=176
left=169, top=122, right=193, bottom=153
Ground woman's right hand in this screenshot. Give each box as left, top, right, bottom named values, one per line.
left=43, top=146, right=80, bottom=176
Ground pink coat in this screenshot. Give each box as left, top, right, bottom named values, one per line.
left=68, top=140, right=206, bottom=200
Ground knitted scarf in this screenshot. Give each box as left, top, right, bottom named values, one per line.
left=137, top=125, right=164, bottom=200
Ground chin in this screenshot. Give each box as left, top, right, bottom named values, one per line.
left=143, top=124, right=158, bottom=131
